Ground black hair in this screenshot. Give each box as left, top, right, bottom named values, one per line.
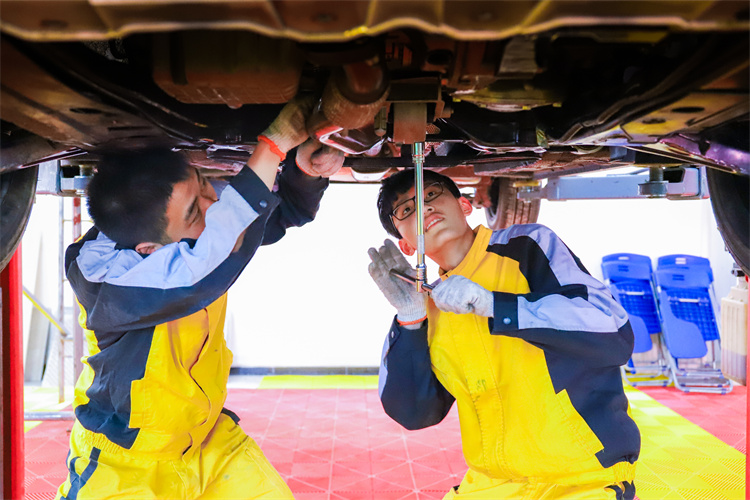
left=377, top=169, right=461, bottom=239
left=86, top=149, right=193, bottom=248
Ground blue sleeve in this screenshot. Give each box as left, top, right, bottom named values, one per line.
left=261, top=150, right=329, bottom=245
left=66, top=166, right=281, bottom=332
left=379, top=318, right=455, bottom=430
left=486, top=224, right=634, bottom=366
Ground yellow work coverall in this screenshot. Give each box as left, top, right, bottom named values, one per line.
left=379, top=224, right=640, bottom=500
left=56, top=163, right=327, bottom=500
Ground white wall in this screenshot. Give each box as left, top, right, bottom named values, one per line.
left=225, top=176, right=736, bottom=369
left=21, top=195, right=60, bottom=381
left=225, top=183, right=393, bottom=368
left=21, top=194, right=84, bottom=387
left=537, top=196, right=735, bottom=298
left=21, top=171, right=737, bottom=372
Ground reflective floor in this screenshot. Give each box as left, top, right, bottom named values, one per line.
left=23, top=377, right=746, bottom=500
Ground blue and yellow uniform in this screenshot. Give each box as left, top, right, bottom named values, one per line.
left=379, top=224, right=640, bottom=500
left=56, top=162, right=327, bottom=499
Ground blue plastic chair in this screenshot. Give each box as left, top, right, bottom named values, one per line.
left=656, top=267, right=719, bottom=342
left=657, top=254, right=714, bottom=282
left=602, top=255, right=661, bottom=336
left=601, top=253, right=669, bottom=386
left=655, top=257, right=732, bottom=394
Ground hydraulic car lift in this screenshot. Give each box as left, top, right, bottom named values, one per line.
left=1, top=249, right=24, bottom=500
left=517, top=166, right=709, bottom=202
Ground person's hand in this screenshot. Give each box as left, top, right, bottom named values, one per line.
left=432, top=275, right=493, bottom=317
left=367, top=239, right=427, bottom=324
left=296, top=139, right=345, bottom=177
left=261, top=95, right=316, bottom=155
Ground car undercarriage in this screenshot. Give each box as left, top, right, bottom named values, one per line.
left=1, top=0, right=748, bottom=271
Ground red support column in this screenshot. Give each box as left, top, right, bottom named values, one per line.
left=72, top=196, right=84, bottom=382
left=1, top=247, right=24, bottom=500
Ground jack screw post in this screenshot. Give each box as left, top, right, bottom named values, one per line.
left=412, top=142, right=427, bottom=293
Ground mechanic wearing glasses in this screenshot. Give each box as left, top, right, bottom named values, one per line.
left=367, top=169, right=640, bottom=500
left=55, top=97, right=344, bottom=500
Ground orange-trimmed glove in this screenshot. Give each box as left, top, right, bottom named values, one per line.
left=259, top=95, right=316, bottom=158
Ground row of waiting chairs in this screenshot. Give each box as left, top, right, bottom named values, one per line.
left=602, top=253, right=732, bottom=394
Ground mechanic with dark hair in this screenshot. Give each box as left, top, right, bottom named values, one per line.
left=367, top=169, right=640, bottom=500
left=55, top=97, right=344, bottom=500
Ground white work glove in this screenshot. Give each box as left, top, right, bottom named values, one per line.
left=367, top=239, right=427, bottom=324
left=296, top=139, right=345, bottom=177
left=432, top=275, right=494, bottom=317
left=261, top=95, right=316, bottom=154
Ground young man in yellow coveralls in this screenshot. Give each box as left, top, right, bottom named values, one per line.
left=368, top=170, right=640, bottom=500
left=55, top=97, right=344, bottom=500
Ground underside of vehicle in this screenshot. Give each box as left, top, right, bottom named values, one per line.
left=1, top=1, right=748, bottom=271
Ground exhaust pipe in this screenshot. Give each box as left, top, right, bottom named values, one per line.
left=307, top=59, right=389, bottom=155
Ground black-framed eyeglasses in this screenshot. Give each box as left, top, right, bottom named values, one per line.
left=391, top=183, right=444, bottom=221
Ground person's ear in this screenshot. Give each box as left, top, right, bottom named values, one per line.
left=135, top=242, right=163, bottom=255
left=398, top=239, right=416, bottom=256
left=458, top=196, right=473, bottom=216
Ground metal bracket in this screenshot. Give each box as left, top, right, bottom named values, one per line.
left=518, top=166, right=709, bottom=201
left=36, top=160, right=94, bottom=196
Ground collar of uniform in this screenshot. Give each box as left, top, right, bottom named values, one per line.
left=439, top=225, right=491, bottom=279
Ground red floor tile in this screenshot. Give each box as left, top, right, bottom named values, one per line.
left=23, top=385, right=748, bottom=499
left=371, top=475, right=416, bottom=491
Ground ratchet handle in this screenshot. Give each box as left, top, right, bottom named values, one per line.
left=390, top=269, right=478, bottom=312
left=389, top=268, right=434, bottom=292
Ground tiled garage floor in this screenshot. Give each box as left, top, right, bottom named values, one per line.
left=24, top=378, right=746, bottom=500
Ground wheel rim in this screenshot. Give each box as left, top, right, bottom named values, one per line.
left=706, top=168, right=750, bottom=274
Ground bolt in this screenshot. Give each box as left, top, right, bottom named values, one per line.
left=374, top=108, right=387, bottom=137
left=649, top=167, right=664, bottom=183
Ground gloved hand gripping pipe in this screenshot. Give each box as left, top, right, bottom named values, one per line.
left=306, top=59, right=389, bottom=154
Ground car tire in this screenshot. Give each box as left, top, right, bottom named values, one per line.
left=0, top=166, right=38, bottom=271
left=707, top=168, right=750, bottom=274
left=485, top=177, right=540, bottom=230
